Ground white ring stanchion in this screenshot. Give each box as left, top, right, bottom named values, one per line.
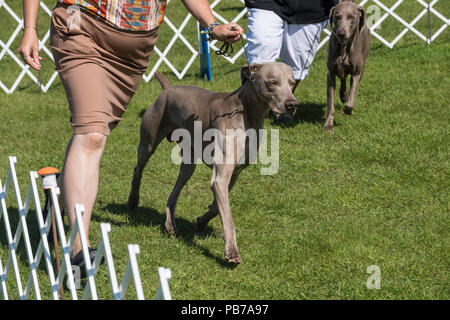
left=1, top=156, right=172, bottom=300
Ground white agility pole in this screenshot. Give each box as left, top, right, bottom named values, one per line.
left=0, top=255, right=7, bottom=299
left=23, top=171, right=58, bottom=300
left=74, top=204, right=98, bottom=299
left=51, top=185, right=78, bottom=300
left=119, top=244, right=145, bottom=300
left=9, top=157, right=41, bottom=299
left=94, top=223, right=121, bottom=299
left=1, top=157, right=26, bottom=299
left=37, top=167, right=65, bottom=299
left=155, top=267, right=172, bottom=300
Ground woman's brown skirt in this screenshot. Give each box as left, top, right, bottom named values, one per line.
left=50, top=3, right=158, bottom=136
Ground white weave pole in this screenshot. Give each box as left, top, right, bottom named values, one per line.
left=51, top=186, right=78, bottom=300
left=1, top=160, right=61, bottom=299
left=9, top=163, right=41, bottom=299
left=23, top=171, right=58, bottom=300
left=155, top=267, right=172, bottom=300
left=96, top=223, right=122, bottom=299
left=0, top=255, right=7, bottom=299
left=1, top=157, right=26, bottom=299
left=73, top=204, right=98, bottom=299
left=1, top=156, right=172, bottom=300
left=118, top=244, right=145, bottom=300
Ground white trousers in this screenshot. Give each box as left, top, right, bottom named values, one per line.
left=246, top=8, right=328, bottom=80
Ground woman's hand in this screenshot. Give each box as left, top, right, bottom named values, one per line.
left=181, top=0, right=244, bottom=43
left=18, top=28, right=42, bottom=71
left=211, top=22, right=244, bottom=43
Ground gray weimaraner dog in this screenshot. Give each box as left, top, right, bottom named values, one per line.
left=324, top=0, right=370, bottom=131
left=127, top=62, right=297, bottom=264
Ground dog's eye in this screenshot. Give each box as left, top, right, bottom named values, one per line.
left=336, top=15, right=342, bottom=20
left=265, top=80, right=279, bottom=92
left=289, top=80, right=296, bottom=87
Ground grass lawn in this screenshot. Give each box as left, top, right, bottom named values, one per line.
left=0, top=0, right=449, bottom=299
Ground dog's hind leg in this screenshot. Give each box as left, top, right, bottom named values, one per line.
left=128, top=143, right=152, bottom=212
left=127, top=130, right=168, bottom=212
left=128, top=99, right=170, bottom=212
left=164, top=161, right=196, bottom=236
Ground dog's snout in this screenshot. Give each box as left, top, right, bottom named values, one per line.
left=337, top=30, right=346, bottom=38
left=285, top=96, right=298, bottom=115
left=285, top=96, right=297, bottom=107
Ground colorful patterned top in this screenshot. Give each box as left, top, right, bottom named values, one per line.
left=59, top=0, right=167, bottom=32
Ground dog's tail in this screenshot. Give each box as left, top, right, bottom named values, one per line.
left=155, top=72, right=171, bottom=90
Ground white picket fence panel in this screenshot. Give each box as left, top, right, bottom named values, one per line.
left=0, top=0, right=448, bottom=93
left=0, top=156, right=172, bottom=300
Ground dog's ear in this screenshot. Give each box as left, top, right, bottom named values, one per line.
left=329, top=6, right=336, bottom=29
left=240, top=63, right=263, bottom=86
left=240, top=65, right=251, bottom=85
left=358, top=6, right=367, bottom=33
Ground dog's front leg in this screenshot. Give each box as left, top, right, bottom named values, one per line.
left=343, top=73, right=362, bottom=115
left=211, top=163, right=241, bottom=264
left=324, top=72, right=336, bottom=131
left=196, top=166, right=244, bottom=232
left=340, top=76, right=348, bottom=104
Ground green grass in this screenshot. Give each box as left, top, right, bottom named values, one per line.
left=0, top=0, right=449, bottom=299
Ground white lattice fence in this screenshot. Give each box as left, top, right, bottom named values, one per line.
left=317, top=0, right=449, bottom=50
left=0, top=0, right=448, bottom=94
left=0, top=156, right=172, bottom=300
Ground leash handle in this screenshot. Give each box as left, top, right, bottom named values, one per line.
left=201, top=26, right=249, bottom=62
left=215, top=41, right=233, bottom=57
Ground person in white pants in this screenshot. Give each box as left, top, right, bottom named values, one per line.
left=245, top=0, right=337, bottom=93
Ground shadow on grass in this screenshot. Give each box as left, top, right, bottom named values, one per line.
left=98, top=203, right=237, bottom=269
left=269, top=101, right=327, bottom=127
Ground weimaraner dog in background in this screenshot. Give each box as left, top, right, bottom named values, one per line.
left=324, top=0, right=370, bottom=131
left=127, top=62, right=297, bottom=264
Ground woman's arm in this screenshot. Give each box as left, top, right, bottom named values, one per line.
left=181, top=0, right=244, bottom=43
left=18, top=0, right=42, bottom=71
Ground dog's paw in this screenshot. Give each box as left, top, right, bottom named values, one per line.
left=165, top=223, right=176, bottom=237
left=225, top=247, right=241, bottom=265
left=323, top=123, right=334, bottom=131
left=342, top=106, right=354, bottom=115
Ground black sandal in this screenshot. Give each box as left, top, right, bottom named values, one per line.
left=71, top=248, right=105, bottom=279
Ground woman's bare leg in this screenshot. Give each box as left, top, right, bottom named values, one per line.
left=59, top=132, right=107, bottom=257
